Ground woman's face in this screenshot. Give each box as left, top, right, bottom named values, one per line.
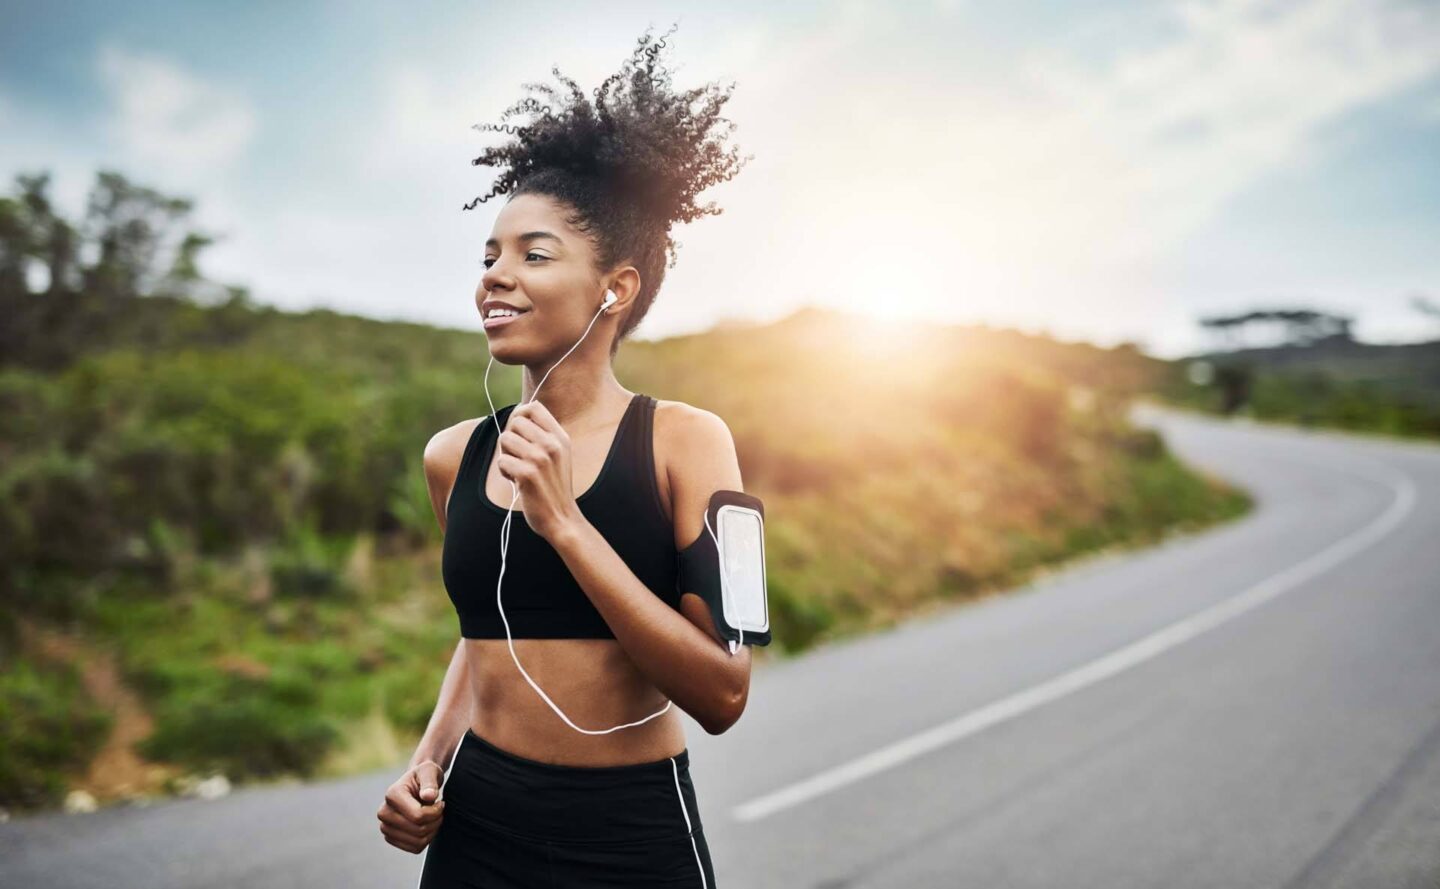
left=477, top=193, right=609, bottom=363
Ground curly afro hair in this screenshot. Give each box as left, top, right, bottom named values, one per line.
left=464, top=22, right=751, bottom=356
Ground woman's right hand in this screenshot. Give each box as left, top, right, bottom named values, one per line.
left=377, top=761, right=447, bottom=854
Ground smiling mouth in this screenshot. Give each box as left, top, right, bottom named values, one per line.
left=483, top=309, right=529, bottom=329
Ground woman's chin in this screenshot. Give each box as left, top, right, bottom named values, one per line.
left=484, top=337, right=542, bottom=366
left=484, top=339, right=521, bottom=363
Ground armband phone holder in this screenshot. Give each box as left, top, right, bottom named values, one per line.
left=676, top=489, right=771, bottom=648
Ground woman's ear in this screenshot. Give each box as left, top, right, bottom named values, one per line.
left=605, top=266, right=642, bottom=313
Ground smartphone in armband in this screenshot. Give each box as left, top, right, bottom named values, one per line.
left=676, top=489, right=771, bottom=649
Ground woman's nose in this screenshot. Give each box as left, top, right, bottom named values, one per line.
left=481, top=260, right=514, bottom=293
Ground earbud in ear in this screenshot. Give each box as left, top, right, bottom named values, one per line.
left=603, top=289, right=617, bottom=308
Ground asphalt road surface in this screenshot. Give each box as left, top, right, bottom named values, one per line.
left=5, top=403, right=1438, bottom=888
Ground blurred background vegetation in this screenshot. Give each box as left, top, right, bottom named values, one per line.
left=1153, top=306, right=1440, bottom=437
left=19, top=166, right=1438, bottom=814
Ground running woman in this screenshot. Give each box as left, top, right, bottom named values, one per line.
left=376, top=24, right=753, bottom=888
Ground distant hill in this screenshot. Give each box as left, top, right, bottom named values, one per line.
left=1156, top=336, right=1440, bottom=439
left=1189, top=337, right=1440, bottom=408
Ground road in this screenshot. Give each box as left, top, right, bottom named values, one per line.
left=5, top=403, right=1438, bottom=888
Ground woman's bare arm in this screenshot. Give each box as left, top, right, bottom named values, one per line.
left=408, top=639, right=474, bottom=770
left=410, top=422, right=482, bottom=769
left=548, top=405, right=751, bottom=735
left=378, top=425, right=480, bottom=853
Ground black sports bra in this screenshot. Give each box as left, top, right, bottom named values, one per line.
left=441, top=392, right=681, bottom=639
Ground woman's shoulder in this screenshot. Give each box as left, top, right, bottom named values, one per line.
left=650, top=398, right=741, bottom=487
left=650, top=398, right=744, bottom=557
left=650, top=398, right=735, bottom=457
left=423, top=415, right=491, bottom=492
left=650, top=398, right=729, bottom=434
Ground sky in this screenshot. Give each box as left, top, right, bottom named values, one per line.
left=3, top=0, right=1439, bottom=358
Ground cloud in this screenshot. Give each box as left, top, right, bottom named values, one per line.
left=71, top=1, right=1434, bottom=354
left=871, top=0, right=1440, bottom=267
left=1014, top=0, right=1440, bottom=256
left=1422, top=89, right=1440, bottom=122
left=335, top=0, right=1440, bottom=345
left=95, top=44, right=258, bottom=180
left=642, top=0, right=1440, bottom=346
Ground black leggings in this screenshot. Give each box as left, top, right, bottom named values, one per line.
left=416, top=728, right=716, bottom=888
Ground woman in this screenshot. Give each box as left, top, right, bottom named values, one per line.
left=376, top=25, right=753, bottom=888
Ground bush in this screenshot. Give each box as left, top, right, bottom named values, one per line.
left=1116, top=427, right=1165, bottom=460
left=767, top=577, right=834, bottom=654
left=0, top=656, right=113, bottom=809
left=138, top=666, right=338, bottom=778
left=269, top=521, right=355, bottom=599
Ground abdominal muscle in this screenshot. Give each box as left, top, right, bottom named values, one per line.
left=463, top=637, right=687, bottom=766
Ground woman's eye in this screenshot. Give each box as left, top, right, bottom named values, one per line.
left=481, top=253, right=547, bottom=268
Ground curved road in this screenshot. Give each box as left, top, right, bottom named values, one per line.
left=4, top=403, right=1438, bottom=888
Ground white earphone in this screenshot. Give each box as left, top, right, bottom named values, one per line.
left=481, top=285, right=675, bottom=735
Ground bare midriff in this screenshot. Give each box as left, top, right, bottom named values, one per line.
left=463, top=637, right=686, bottom=766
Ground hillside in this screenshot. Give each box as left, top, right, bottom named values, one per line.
left=1154, top=336, right=1440, bottom=439
left=0, top=298, right=1252, bottom=814
left=0, top=171, right=1250, bottom=814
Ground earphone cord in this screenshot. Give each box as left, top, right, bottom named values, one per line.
left=482, top=295, right=743, bottom=736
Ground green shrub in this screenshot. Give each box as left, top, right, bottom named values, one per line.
left=377, top=663, right=444, bottom=735
left=270, top=521, right=355, bottom=599
left=767, top=577, right=835, bottom=654
left=0, top=656, right=113, bottom=809
left=138, top=666, right=338, bottom=778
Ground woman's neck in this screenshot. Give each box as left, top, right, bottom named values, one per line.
left=519, top=364, right=631, bottom=429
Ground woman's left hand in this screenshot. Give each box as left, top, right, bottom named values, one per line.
left=494, top=400, right=586, bottom=542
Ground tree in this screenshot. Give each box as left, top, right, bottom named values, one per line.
left=78, top=171, right=197, bottom=300
left=1198, top=307, right=1355, bottom=351
left=0, top=169, right=225, bottom=369
left=1411, top=292, right=1440, bottom=333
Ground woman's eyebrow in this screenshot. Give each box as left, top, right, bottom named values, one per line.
left=485, top=231, right=563, bottom=248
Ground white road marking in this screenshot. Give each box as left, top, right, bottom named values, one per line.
left=731, top=452, right=1418, bottom=823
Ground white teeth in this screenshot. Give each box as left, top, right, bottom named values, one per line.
left=487, top=308, right=522, bottom=318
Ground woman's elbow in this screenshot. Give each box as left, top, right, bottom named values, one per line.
left=701, top=685, right=747, bottom=736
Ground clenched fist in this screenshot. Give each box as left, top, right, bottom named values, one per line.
left=377, top=760, right=446, bottom=854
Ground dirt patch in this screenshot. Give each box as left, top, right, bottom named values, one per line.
left=23, top=621, right=181, bottom=802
